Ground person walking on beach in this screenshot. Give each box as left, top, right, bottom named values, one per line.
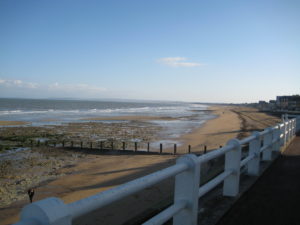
left=27, top=188, right=35, bottom=203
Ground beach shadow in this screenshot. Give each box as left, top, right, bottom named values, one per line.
left=58, top=147, right=173, bottom=156
left=70, top=158, right=176, bottom=192
left=91, top=165, right=158, bottom=176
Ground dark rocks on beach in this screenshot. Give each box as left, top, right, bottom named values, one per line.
left=0, top=120, right=162, bottom=152
left=0, top=146, right=85, bottom=207
left=0, top=120, right=163, bottom=208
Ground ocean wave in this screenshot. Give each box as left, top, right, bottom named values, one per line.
left=0, top=105, right=190, bottom=116
left=0, top=103, right=209, bottom=125
left=0, top=109, right=80, bottom=115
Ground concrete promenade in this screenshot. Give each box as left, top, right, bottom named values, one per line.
left=216, top=134, right=300, bottom=225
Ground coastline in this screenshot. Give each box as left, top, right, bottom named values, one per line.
left=0, top=105, right=282, bottom=225
left=178, top=105, right=282, bottom=153
left=178, top=105, right=241, bottom=152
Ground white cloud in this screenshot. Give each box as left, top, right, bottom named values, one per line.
left=158, top=57, right=204, bottom=67
left=0, top=78, right=38, bottom=88
left=48, top=82, right=106, bottom=93
left=0, top=78, right=106, bottom=98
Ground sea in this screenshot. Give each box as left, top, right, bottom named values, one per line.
left=0, top=98, right=215, bottom=146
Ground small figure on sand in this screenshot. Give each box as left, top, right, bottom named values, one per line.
left=27, top=188, right=35, bottom=203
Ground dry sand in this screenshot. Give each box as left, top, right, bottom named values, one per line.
left=0, top=105, right=281, bottom=225
left=178, top=105, right=280, bottom=153
left=178, top=106, right=241, bottom=152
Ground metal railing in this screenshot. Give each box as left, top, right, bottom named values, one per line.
left=14, top=114, right=300, bottom=225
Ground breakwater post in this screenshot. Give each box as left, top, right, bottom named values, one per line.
left=135, top=142, right=137, bottom=152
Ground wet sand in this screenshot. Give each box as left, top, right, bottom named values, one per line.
left=0, top=105, right=281, bottom=225
left=81, top=115, right=177, bottom=121
left=0, top=121, right=30, bottom=126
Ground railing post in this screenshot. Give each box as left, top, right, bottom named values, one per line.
left=279, top=124, right=284, bottom=147
left=286, top=114, right=291, bottom=143
left=282, top=115, right=287, bottom=146
left=19, top=197, right=71, bottom=225
left=223, top=139, right=241, bottom=197
left=173, top=154, right=200, bottom=225
left=286, top=119, right=291, bottom=142
left=135, top=142, right=137, bottom=152
left=289, top=119, right=293, bottom=140
left=292, top=119, right=296, bottom=136
left=248, top=132, right=260, bottom=176
left=294, top=118, right=298, bottom=134
left=262, top=128, right=272, bottom=161
left=274, top=125, right=281, bottom=152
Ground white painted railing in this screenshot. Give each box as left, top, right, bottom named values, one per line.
left=14, top=114, right=300, bottom=225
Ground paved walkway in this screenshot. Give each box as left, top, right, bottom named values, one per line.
left=216, top=135, right=300, bottom=225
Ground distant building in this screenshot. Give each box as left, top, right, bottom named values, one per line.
left=258, top=100, right=268, bottom=110
left=276, top=95, right=300, bottom=111
left=268, top=100, right=276, bottom=110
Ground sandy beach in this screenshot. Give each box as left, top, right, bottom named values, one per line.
left=178, top=105, right=281, bottom=152
left=0, top=105, right=281, bottom=225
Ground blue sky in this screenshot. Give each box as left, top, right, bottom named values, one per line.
left=0, top=0, right=299, bottom=103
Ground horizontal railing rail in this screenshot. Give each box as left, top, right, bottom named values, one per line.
left=14, top=114, right=300, bottom=225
